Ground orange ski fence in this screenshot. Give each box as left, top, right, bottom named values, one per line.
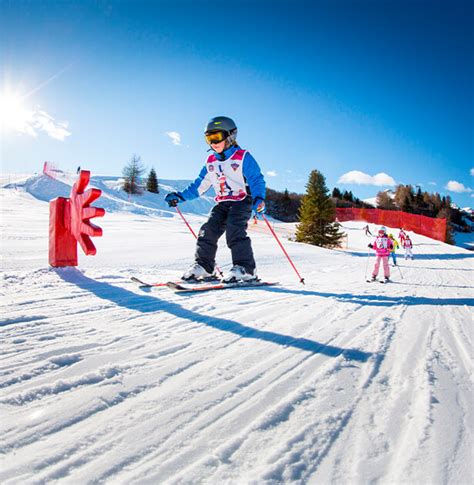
left=335, top=208, right=447, bottom=242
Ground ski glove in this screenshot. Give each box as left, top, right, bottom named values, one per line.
left=165, top=192, right=185, bottom=207
left=368, top=243, right=373, bottom=248
left=252, top=197, right=266, bottom=217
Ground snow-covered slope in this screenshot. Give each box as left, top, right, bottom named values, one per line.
left=1, top=176, right=473, bottom=483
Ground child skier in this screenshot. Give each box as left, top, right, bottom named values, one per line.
left=165, top=116, right=266, bottom=283
left=403, top=235, right=414, bottom=260
left=398, top=228, right=406, bottom=246
left=368, top=226, right=394, bottom=282
left=388, top=233, right=399, bottom=266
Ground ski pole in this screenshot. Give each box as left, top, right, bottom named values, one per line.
left=261, top=214, right=305, bottom=284
left=175, top=206, right=198, bottom=238
left=396, top=262, right=404, bottom=279
left=174, top=206, right=224, bottom=278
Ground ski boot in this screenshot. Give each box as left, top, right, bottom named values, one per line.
left=182, top=263, right=213, bottom=282
left=222, top=265, right=257, bottom=283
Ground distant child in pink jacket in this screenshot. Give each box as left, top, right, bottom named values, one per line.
left=398, top=228, right=406, bottom=246
left=403, top=235, right=414, bottom=260
left=368, top=226, right=394, bottom=282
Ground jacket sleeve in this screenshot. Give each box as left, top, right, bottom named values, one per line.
left=180, top=165, right=213, bottom=201
left=243, top=152, right=266, bottom=201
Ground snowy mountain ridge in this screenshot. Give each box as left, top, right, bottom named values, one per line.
left=2, top=172, right=215, bottom=217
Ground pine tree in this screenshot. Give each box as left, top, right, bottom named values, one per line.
left=332, top=187, right=342, bottom=199
left=295, top=170, right=344, bottom=248
left=342, top=190, right=351, bottom=202
left=415, top=186, right=424, bottom=208
left=280, top=189, right=292, bottom=218
left=146, top=167, right=159, bottom=193
left=122, top=155, right=145, bottom=195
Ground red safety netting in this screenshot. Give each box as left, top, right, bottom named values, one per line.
left=43, top=161, right=63, bottom=179
left=335, top=208, right=447, bottom=242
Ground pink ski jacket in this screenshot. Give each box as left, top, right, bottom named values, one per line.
left=371, top=236, right=393, bottom=257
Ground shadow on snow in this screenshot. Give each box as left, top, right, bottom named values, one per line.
left=263, top=286, right=474, bottom=307
left=56, top=268, right=372, bottom=363
left=344, top=250, right=474, bottom=262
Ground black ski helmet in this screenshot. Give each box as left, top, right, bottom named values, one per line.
left=205, top=116, right=238, bottom=145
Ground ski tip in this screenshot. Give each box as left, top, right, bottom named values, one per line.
left=131, top=276, right=151, bottom=287
left=166, top=281, right=183, bottom=290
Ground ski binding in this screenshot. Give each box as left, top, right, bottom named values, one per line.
left=166, top=280, right=278, bottom=293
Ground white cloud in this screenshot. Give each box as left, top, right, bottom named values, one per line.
left=165, top=131, right=182, bottom=146
left=8, top=106, right=71, bottom=141
left=0, top=91, right=71, bottom=141
left=266, top=171, right=278, bottom=177
left=428, top=181, right=437, bottom=186
left=470, top=168, right=474, bottom=176
left=33, top=110, right=70, bottom=141
left=338, top=170, right=396, bottom=186
left=445, top=180, right=473, bottom=193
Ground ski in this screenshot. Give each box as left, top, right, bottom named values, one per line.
left=166, top=280, right=278, bottom=293
left=131, top=276, right=170, bottom=288
left=131, top=276, right=220, bottom=288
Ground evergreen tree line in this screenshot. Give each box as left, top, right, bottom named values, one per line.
left=376, top=184, right=450, bottom=216
left=122, top=154, right=159, bottom=195
left=265, top=185, right=373, bottom=221
left=331, top=187, right=374, bottom=209
left=265, top=188, right=302, bottom=222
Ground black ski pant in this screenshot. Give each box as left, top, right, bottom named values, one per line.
left=195, top=197, right=256, bottom=275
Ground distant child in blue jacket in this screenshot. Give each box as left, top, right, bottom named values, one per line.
left=165, top=116, right=266, bottom=283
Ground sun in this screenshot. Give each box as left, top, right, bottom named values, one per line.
left=0, top=92, right=32, bottom=132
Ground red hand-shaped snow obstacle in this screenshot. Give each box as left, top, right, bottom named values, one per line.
left=49, top=170, right=105, bottom=267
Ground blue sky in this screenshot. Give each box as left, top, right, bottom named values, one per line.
left=1, top=0, right=473, bottom=206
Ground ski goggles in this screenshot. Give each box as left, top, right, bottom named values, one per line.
left=204, top=130, right=228, bottom=145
